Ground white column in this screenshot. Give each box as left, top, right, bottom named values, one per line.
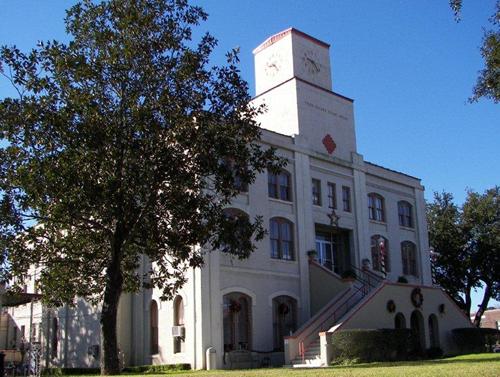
left=352, top=152, right=369, bottom=268
left=414, top=187, right=432, bottom=285
left=293, top=149, right=313, bottom=323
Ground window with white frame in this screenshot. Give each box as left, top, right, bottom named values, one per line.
left=268, top=170, right=291, bottom=201
left=368, top=193, right=385, bottom=222
left=398, top=201, right=413, bottom=228
left=401, top=241, right=418, bottom=276
left=327, top=182, right=336, bottom=209
left=312, top=178, right=321, bottom=206
left=270, top=217, right=294, bottom=260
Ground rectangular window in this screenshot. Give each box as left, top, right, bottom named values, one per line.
left=327, top=182, right=336, bottom=209
left=312, top=179, right=321, bottom=206
left=342, top=186, right=351, bottom=212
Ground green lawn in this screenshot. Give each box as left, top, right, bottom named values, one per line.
left=119, top=354, right=500, bottom=377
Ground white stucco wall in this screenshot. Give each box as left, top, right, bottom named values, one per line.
left=335, top=283, right=472, bottom=354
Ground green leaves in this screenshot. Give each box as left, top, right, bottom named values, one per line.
left=427, top=187, right=500, bottom=323
left=0, top=0, right=282, bottom=303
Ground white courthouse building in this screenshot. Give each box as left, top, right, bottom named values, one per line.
left=1, top=29, right=471, bottom=370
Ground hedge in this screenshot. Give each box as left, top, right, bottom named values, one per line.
left=42, top=368, right=100, bottom=375
left=452, top=328, right=500, bottom=354
left=42, top=364, right=190, bottom=376
left=122, top=364, right=191, bottom=374
left=330, top=329, right=417, bottom=363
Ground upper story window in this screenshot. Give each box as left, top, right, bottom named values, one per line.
left=327, top=182, right=336, bottom=209
left=342, top=186, right=351, bottom=212
left=268, top=170, right=291, bottom=201
left=222, top=158, right=248, bottom=192
left=270, top=217, right=294, bottom=261
left=370, top=235, right=390, bottom=272
left=401, top=241, right=418, bottom=277
left=312, top=179, right=321, bottom=206
left=368, top=193, right=385, bottom=222
left=398, top=201, right=413, bottom=228
left=150, top=300, right=159, bottom=354
left=221, top=208, right=251, bottom=255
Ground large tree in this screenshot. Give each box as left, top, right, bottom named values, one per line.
left=427, top=188, right=500, bottom=325
left=450, top=0, right=500, bottom=103
left=0, top=0, right=281, bottom=374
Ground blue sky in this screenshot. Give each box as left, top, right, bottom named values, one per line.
left=0, top=1, right=498, bottom=309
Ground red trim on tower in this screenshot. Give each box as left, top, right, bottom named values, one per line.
left=253, top=28, right=330, bottom=54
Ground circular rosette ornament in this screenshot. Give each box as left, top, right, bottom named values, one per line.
left=386, top=300, right=396, bottom=313
left=411, top=288, right=424, bottom=308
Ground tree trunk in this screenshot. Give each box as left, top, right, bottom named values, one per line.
left=464, top=284, right=472, bottom=318
left=100, top=236, right=124, bottom=375
left=473, top=283, right=492, bottom=327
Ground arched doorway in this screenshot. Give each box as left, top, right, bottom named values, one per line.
left=272, top=296, right=297, bottom=351
left=223, top=292, right=251, bottom=352
left=394, top=312, right=406, bottom=329
left=150, top=300, right=159, bottom=354
left=428, top=314, right=440, bottom=348
left=173, top=295, right=185, bottom=353
left=410, top=310, right=425, bottom=353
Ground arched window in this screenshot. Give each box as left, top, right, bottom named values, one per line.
left=51, top=317, right=58, bottom=359
left=272, top=296, right=297, bottom=351
left=394, top=312, right=406, bottom=329
left=398, top=201, right=413, bottom=228
left=223, top=292, right=252, bottom=352
left=370, top=235, right=390, bottom=272
left=222, top=159, right=248, bottom=193
left=411, top=310, right=425, bottom=352
left=401, top=241, right=418, bottom=276
left=221, top=208, right=252, bottom=256
left=173, top=296, right=185, bottom=353
left=268, top=170, right=291, bottom=201
left=270, top=218, right=294, bottom=260
left=428, top=314, right=440, bottom=348
left=150, top=300, right=159, bottom=355
left=368, top=193, right=385, bottom=222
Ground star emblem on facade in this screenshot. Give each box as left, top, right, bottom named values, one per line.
left=322, top=134, right=336, bottom=155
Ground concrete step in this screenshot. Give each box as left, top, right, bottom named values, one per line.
left=290, top=359, right=322, bottom=368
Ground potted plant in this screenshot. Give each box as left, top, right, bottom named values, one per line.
left=397, top=276, right=408, bottom=284
left=341, top=269, right=357, bottom=282
left=306, top=249, right=317, bottom=261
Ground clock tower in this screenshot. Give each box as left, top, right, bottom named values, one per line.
left=254, top=28, right=332, bottom=95
left=252, top=28, right=357, bottom=162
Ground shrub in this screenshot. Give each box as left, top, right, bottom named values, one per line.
left=341, top=270, right=357, bottom=280
left=330, top=329, right=414, bottom=364
left=122, top=364, right=191, bottom=374
left=42, top=368, right=100, bottom=375
left=426, top=347, right=444, bottom=359
left=452, top=327, right=500, bottom=354
left=397, top=276, right=408, bottom=283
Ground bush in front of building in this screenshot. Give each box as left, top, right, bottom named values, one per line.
left=452, top=328, right=500, bottom=354
left=122, top=364, right=191, bottom=374
left=330, top=329, right=415, bottom=364
left=42, top=368, right=100, bottom=375
left=426, top=346, right=444, bottom=359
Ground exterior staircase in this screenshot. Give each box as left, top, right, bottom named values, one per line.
left=285, top=266, right=383, bottom=368
left=289, top=338, right=321, bottom=367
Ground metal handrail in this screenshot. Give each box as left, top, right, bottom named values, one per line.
left=295, top=271, right=383, bottom=359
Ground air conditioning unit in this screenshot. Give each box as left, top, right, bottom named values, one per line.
left=172, top=325, right=185, bottom=338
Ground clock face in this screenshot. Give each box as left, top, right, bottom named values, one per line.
left=302, top=49, right=321, bottom=75
left=265, top=52, right=283, bottom=77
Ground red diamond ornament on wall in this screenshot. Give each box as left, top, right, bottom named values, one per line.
left=322, top=134, right=337, bottom=155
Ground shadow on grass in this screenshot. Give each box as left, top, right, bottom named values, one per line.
left=331, top=354, right=500, bottom=370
